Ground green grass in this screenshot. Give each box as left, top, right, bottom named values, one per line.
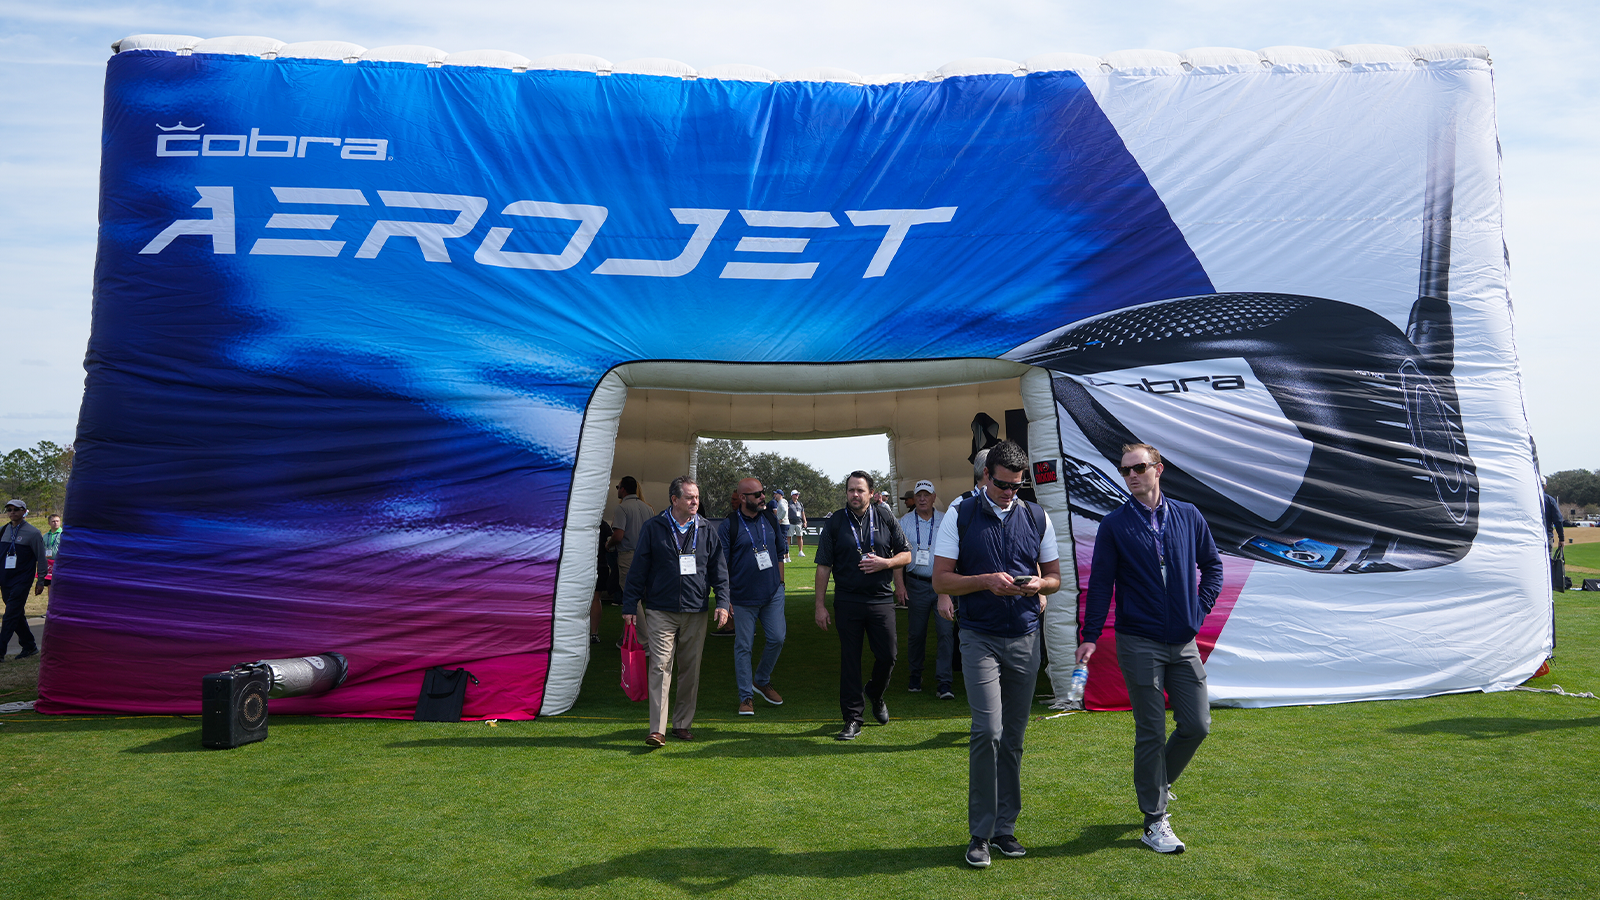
left=4, top=557, right=1598, bottom=899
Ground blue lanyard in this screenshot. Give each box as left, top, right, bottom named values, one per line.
left=848, top=505, right=876, bottom=556
left=912, top=512, right=936, bottom=549
left=1142, top=500, right=1166, bottom=564
left=738, top=513, right=768, bottom=556
left=666, top=511, right=698, bottom=553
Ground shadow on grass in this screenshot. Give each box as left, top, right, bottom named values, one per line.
left=1389, top=716, right=1600, bottom=739
left=385, top=724, right=968, bottom=757
left=537, top=825, right=1143, bottom=891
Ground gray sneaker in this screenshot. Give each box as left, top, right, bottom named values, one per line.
left=964, top=836, right=991, bottom=868
left=1142, top=818, right=1186, bottom=854
left=990, top=834, right=1026, bottom=857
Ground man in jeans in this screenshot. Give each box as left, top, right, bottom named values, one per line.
left=1078, top=442, right=1223, bottom=854
left=722, top=477, right=787, bottom=716
left=893, top=479, right=954, bottom=698
left=933, top=441, right=1060, bottom=868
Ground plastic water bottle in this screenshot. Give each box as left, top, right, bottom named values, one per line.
left=1066, top=663, right=1089, bottom=704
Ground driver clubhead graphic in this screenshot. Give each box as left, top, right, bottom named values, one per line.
left=1009, top=121, right=1477, bottom=574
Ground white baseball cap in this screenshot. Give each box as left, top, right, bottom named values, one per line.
left=914, top=480, right=936, bottom=495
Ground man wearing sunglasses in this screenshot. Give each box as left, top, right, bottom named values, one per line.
left=932, top=440, right=1061, bottom=868
left=1078, top=443, right=1223, bottom=855
left=722, top=478, right=788, bottom=716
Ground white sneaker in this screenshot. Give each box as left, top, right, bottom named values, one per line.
left=1142, top=818, right=1185, bottom=854
left=799, top=550, right=805, bottom=556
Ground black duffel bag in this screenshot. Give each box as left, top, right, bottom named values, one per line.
left=414, top=666, right=479, bottom=722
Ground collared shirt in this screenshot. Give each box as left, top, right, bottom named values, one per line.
left=721, top=508, right=786, bottom=606
left=816, top=503, right=909, bottom=602
left=611, top=493, right=653, bottom=554
left=898, top=508, right=944, bottom=579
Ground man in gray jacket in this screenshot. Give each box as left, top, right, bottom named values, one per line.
left=1, top=499, right=48, bottom=660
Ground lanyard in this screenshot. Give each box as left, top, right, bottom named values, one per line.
left=912, top=511, right=936, bottom=549
left=666, top=511, right=698, bottom=554
left=3, top=522, right=19, bottom=555
left=848, top=505, right=876, bottom=556
left=738, top=512, right=768, bottom=556
left=1142, top=500, right=1166, bottom=567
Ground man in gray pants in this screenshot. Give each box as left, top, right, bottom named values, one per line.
left=1078, top=442, right=1223, bottom=854
left=933, top=441, right=1061, bottom=868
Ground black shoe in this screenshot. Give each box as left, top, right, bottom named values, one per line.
left=15, top=647, right=38, bottom=660
left=872, top=698, right=889, bottom=725
left=964, top=837, right=991, bottom=868
left=835, top=721, right=862, bottom=741
left=936, top=685, right=955, bottom=700
left=990, top=834, right=1026, bottom=857
left=589, top=633, right=601, bottom=644
left=908, top=677, right=923, bottom=693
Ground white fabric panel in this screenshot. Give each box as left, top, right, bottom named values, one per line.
left=1333, top=44, right=1415, bottom=65
left=1410, top=43, right=1491, bottom=62
left=698, top=64, right=778, bottom=82
left=1102, top=49, right=1184, bottom=70
left=191, top=36, right=285, bottom=59
left=530, top=54, right=612, bottom=73
left=1259, top=46, right=1341, bottom=67
left=778, top=67, right=863, bottom=84
left=444, top=50, right=532, bottom=71
left=1181, top=47, right=1266, bottom=70
left=864, top=73, right=931, bottom=84
left=1021, top=367, right=1079, bottom=699
left=1023, top=53, right=1105, bottom=73
left=937, top=58, right=1023, bottom=78
left=540, top=369, right=631, bottom=714
left=112, top=34, right=201, bottom=53
left=363, top=45, right=449, bottom=66
left=613, top=58, right=698, bottom=78
left=279, top=41, right=367, bottom=62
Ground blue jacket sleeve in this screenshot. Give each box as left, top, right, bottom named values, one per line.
left=1083, top=518, right=1120, bottom=644
left=1195, top=513, right=1224, bottom=613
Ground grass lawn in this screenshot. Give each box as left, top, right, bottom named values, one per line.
left=4, top=555, right=1598, bottom=899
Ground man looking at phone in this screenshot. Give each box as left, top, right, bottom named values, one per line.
left=933, top=441, right=1061, bottom=868
left=1077, top=442, right=1223, bottom=855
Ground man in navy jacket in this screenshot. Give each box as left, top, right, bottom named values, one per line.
left=1079, top=443, right=1223, bottom=855
left=622, top=476, right=731, bottom=748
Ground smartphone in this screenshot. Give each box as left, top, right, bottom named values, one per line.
left=1013, top=575, right=1034, bottom=587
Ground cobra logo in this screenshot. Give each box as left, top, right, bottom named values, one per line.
left=155, top=122, right=388, bottom=161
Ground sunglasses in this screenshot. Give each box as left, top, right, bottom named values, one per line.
left=1117, top=462, right=1159, bottom=476
left=991, top=478, right=1026, bottom=492
left=739, top=491, right=766, bottom=498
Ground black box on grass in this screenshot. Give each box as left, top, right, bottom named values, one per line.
left=202, top=666, right=269, bottom=749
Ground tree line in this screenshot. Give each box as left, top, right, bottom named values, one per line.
left=1546, top=468, right=1600, bottom=514
left=0, top=441, right=74, bottom=515
left=694, top=438, right=887, bottom=519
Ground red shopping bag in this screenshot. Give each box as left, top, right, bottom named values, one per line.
left=620, top=621, right=647, bottom=701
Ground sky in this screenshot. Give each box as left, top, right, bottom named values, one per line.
left=1, top=0, right=1596, bottom=478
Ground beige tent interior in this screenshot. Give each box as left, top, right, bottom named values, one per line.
left=542, top=359, right=1078, bottom=711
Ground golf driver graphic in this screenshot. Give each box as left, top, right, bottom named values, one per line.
left=1008, top=125, right=1477, bottom=574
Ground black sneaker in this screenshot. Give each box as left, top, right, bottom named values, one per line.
left=936, top=685, right=955, bottom=700
left=908, top=677, right=923, bottom=693
left=964, top=836, right=991, bottom=868
left=990, top=834, right=1026, bottom=857
left=15, top=647, right=38, bottom=660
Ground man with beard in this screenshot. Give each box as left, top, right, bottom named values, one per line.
left=814, top=471, right=911, bottom=741
left=722, top=477, right=788, bottom=715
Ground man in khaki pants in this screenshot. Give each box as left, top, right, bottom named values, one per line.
left=621, top=476, right=731, bottom=748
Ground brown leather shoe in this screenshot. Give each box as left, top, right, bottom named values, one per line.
left=670, top=727, right=693, bottom=741
left=738, top=699, right=755, bottom=716
left=756, top=684, right=784, bottom=705
left=645, top=732, right=665, bottom=748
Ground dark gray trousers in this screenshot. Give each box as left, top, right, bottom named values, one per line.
left=1115, top=632, right=1210, bottom=825
left=960, top=628, right=1040, bottom=840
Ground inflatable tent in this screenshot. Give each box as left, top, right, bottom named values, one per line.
left=39, top=37, right=1551, bottom=718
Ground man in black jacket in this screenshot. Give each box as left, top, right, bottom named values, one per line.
left=814, top=471, right=910, bottom=741
left=621, top=477, right=731, bottom=748
left=1, top=499, right=48, bottom=660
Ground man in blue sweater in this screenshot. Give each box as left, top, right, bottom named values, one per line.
left=1078, top=442, right=1223, bottom=854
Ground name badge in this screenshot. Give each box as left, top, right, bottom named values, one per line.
left=679, top=554, right=697, bottom=576
left=914, top=549, right=931, bottom=567
left=754, top=549, right=773, bottom=571
left=3, top=554, right=14, bottom=570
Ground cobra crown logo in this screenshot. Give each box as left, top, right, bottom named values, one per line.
left=155, top=122, right=388, bottom=161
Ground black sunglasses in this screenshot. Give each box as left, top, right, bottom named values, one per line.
left=1117, top=462, right=1158, bottom=476
left=991, top=478, right=1026, bottom=492
left=739, top=490, right=766, bottom=498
